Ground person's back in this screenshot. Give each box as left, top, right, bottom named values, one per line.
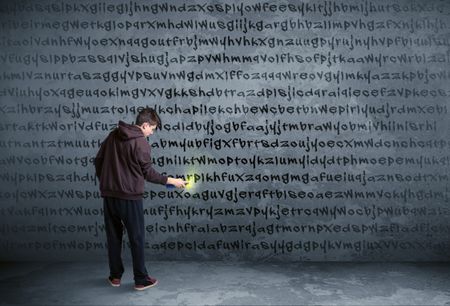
left=94, top=107, right=186, bottom=290
left=96, top=120, right=167, bottom=200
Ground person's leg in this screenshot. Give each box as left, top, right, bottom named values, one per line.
left=103, top=197, right=125, bottom=279
left=119, top=198, right=149, bottom=285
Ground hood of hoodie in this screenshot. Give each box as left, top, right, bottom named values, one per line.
left=116, top=120, right=144, bottom=140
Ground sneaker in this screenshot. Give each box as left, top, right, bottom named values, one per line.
left=134, top=276, right=158, bottom=291
left=108, top=276, right=121, bottom=287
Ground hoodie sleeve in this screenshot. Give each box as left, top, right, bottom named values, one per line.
left=136, top=140, right=168, bottom=185
left=94, top=137, right=107, bottom=179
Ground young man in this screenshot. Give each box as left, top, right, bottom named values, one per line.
left=94, top=107, right=186, bottom=290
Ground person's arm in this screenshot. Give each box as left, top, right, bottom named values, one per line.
left=136, top=141, right=187, bottom=188
left=94, top=140, right=106, bottom=180
left=136, top=141, right=168, bottom=185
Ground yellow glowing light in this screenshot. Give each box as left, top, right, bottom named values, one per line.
left=185, top=175, right=196, bottom=191
left=184, top=168, right=198, bottom=191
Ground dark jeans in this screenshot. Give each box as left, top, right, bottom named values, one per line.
left=103, top=196, right=148, bottom=285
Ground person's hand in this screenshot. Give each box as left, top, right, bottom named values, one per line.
left=167, top=178, right=189, bottom=188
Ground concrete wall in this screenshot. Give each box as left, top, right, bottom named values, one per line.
left=0, top=0, right=449, bottom=261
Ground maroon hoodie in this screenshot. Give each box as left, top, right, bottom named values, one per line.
left=94, top=120, right=168, bottom=200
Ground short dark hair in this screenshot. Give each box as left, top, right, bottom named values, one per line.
left=136, top=107, right=161, bottom=129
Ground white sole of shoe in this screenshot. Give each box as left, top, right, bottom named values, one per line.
left=134, top=280, right=158, bottom=291
left=108, top=279, right=120, bottom=287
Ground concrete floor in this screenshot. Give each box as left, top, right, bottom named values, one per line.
left=0, top=261, right=449, bottom=306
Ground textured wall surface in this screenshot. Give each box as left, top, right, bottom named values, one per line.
left=0, top=0, right=449, bottom=261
